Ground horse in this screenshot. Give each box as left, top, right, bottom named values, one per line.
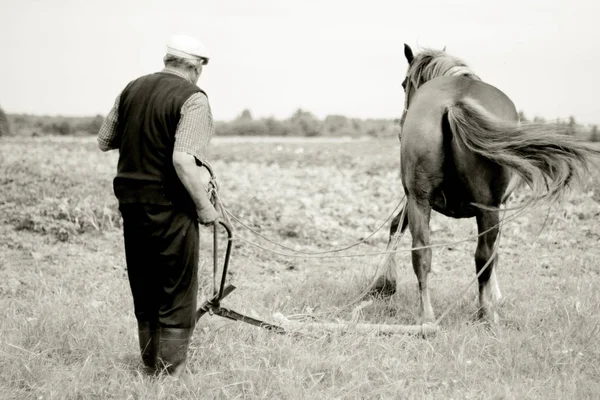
left=368, top=44, right=600, bottom=324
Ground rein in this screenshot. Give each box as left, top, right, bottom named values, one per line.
left=205, top=167, right=532, bottom=260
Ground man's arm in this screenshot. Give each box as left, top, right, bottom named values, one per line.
left=173, top=151, right=218, bottom=224
left=97, top=94, right=121, bottom=152
left=173, top=91, right=218, bottom=224
left=173, top=92, right=214, bottom=164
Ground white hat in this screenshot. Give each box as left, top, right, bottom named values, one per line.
left=166, top=34, right=210, bottom=63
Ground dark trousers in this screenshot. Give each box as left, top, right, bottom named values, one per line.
left=120, top=204, right=199, bottom=329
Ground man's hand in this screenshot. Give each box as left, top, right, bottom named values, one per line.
left=173, top=151, right=221, bottom=225
left=198, top=203, right=220, bottom=226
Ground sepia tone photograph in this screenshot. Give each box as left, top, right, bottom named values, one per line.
left=1, top=0, right=599, bottom=398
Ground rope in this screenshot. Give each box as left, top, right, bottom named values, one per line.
left=215, top=197, right=535, bottom=259
left=220, top=192, right=406, bottom=255
left=206, top=160, right=542, bottom=260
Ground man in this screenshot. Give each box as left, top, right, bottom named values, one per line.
left=97, top=34, right=219, bottom=377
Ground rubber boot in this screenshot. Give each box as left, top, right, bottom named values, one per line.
left=137, top=320, right=159, bottom=374
left=157, top=327, right=192, bottom=377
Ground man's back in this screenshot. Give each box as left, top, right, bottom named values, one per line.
left=114, top=72, right=203, bottom=210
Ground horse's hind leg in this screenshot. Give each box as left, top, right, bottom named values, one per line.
left=489, top=266, right=502, bottom=304
left=407, top=197, right=435, bottom=323
left=475, top=210, right=501, bottom=323
left=367, top=203, right=408, bottom=297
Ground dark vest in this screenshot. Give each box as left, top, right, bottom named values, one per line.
left=113, top=72, right=205, bottom=213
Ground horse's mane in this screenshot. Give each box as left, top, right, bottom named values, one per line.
left=408, top=48, right=481, bottom=89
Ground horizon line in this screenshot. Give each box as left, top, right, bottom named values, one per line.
left=4, top=110, right=599, bottom=127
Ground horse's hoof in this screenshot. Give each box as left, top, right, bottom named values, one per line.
left=419, top=312, right=436, bottom=325
left=477, top=308, right=499, bottom=325
left=367, top=277, right=397, bottom=298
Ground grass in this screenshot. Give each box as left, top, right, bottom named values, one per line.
left=1, top=135, right=599, bottom=399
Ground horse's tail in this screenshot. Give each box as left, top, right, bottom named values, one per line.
left=446, top=98, right=600, bottom=202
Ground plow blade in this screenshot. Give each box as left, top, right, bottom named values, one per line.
left=196, top=284, right=285, bottom=334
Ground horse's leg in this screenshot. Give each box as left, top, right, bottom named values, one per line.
left=368, top=203, right=408, bottom=297
left=407, top=197, right=434, bottom=323
left=475, top=210, right=501, bottom=323
left=489, top=204, right=505, bottom=304
left=489, top=268, right=503, bottom=304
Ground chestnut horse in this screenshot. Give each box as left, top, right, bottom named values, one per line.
left=369, top=44, right=600, bottom=324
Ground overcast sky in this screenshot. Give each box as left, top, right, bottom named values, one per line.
left=1, top=0, right=599, bottom=123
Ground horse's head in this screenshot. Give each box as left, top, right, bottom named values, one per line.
left=399, top=44, right=416, bottom=134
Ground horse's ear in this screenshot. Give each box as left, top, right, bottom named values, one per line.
left=442, top=45, right=447, bottom=52
left=404, top=43, right=414, bottom=64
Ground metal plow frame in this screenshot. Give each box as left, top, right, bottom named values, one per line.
left=194, top=220, right=438, bottom=338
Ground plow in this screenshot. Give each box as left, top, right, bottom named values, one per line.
left=195, top=165, right=440, bottom=338
left=195, top=219, right=287, bottom=335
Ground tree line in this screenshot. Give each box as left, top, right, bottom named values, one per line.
left=1, top=105, right=598, bottom=141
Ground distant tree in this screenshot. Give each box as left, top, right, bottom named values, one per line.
left=0, top=106, right=11, bottom=136
left=236, top=109, right=253, bottom=122
left=351, top=119, right=362, bottom=133
left=75, top=114, right=104, bottom=135
left=517, top=110, right=528, bottom=123
left=323, top=114, right=357, bottom=136
left=362, top=119, right=396, bottom=138
left=216, top=119, right=269, bottom=136
left=590, top=125, right=599, bottom=142
left=86, top=114, right=104, bottom=135
left=567, top=116, right=577, bottom=135
left=264, top=117, right=293, bottom=136
left=289, top=109, right=312, bottom=122
left=44, top=120, right=72, bottom=135
left=290, top=109, right=322, bottom=136
left=533, top=116, right=546, bottom=123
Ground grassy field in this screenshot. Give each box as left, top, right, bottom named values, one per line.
left=1, top=135, right=599, bottom=399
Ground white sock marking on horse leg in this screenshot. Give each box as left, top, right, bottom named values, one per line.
left=419, top=273, right=435, bottom=323
left=384, top=254, right=398, bottom=285
left=479, top=281, right=499, bottom=324
left=489, top=269, right=503, bottom=303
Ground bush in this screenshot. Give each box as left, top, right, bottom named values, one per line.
left=75, top=115, right=104, bottom=135
left=0, top=106, right=11, bottom=136
left=216, top=120, right=270, bottom=136
left=42, top=120, right=73, bottom=135
left=590, top=126, right=599, bottom=143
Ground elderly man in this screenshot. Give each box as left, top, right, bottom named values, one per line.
left=98, top=34, right=219, bottom=377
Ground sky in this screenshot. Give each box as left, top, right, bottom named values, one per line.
left=1, top=0, right=599, bottom=124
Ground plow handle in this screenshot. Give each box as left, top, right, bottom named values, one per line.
left=202, top=161, right=233, bottom=303
left=214, top=220, right=233, bottom=303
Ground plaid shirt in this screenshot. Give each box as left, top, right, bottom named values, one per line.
left=97, top=67, right=214, bottom=164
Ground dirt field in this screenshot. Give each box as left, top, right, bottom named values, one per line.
left=1, top=135, right=599, bottom=399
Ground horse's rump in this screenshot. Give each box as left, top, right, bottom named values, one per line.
left=401, top=77, right=517, bottom=215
